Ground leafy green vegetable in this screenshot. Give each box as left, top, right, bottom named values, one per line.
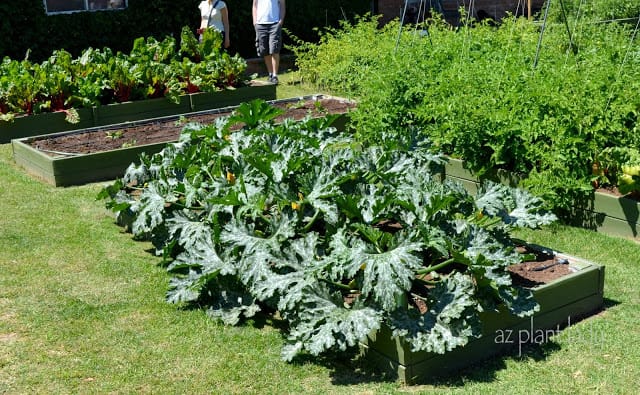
left=100, top=100, right=556, bottom=361
left=595, top=147, right=640, bottom=196
left=290, top=14, right=640, bottom=216
left=0, top=26, right=248, bottom=121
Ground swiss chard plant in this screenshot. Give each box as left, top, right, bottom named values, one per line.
left=0, top=26, right=248, bottom=122
left=1, top=59, right=45, bottom=116
left=177, top=26, right=247, bottom=91
left=99, top=100, right=556, bottom=361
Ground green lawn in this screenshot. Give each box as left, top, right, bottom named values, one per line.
left=1, top=76, right=639, bottom=393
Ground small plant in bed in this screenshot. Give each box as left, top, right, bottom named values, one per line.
left=99, top=101, right=557, bottom=362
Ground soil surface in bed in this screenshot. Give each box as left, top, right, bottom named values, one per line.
left=508, top=245, right=574, bottom=286
left=29, top=97, right=356, bottom=155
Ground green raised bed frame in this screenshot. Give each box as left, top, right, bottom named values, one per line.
left=0, top=81, right=275, bottom=144
left=11, top=95, right=354, bottom=187
left=360, top=247, right=605, bottom=385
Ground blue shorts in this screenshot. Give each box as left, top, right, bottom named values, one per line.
left=255, top=23, right=282, bottom=56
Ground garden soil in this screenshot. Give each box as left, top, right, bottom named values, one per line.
left=509, top=245, right=573, bottom=286
left=29, top=98, right=356, bottom=155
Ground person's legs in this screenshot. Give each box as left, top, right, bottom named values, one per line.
left=270, top=53, right=279, bottom=77
left=255, top=24, right=274, bottom=77
left=267, top=23, right=282, bottom=83
left=263, top=54, right=274, bottom=76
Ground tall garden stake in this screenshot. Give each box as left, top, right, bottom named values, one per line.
left=534, top=0, right=576, bottom=68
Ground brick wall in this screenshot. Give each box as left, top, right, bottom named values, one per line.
left=376, top=0, right=546, bottom=25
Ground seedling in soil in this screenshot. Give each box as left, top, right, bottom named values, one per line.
left=121, top=139, right=137, bottom=148
left=287, top=99, right=307, bottom=110
left=105, top=130, right=124, bottom=140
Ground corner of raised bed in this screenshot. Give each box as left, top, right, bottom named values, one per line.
left=359, top=246, right=605, bottom=385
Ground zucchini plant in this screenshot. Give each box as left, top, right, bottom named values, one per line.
left=99, top=100, right=556, bottom=361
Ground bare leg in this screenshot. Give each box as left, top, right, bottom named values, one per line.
left=271, top=53, right=280, bottom=76
left=263, top=55, right=274, bottom=76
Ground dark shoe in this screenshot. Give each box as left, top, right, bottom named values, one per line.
left=269, top=75, right=279, bottom=85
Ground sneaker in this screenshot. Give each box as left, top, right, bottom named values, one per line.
left=269, top=75, right=279, bottom=85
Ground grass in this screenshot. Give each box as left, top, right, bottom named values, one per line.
left=1, top=76, right=639, bottom=393
left=258, top=69, right=349, bottom=101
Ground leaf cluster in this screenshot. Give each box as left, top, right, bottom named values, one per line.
left=291, top=13, right=640, bottom=216
left=100, top=100, right=556, bottom=361
left=548, top=0, right=640, bottom=23
left=0, top=26, right=247, bottom=118
left=595, top=147, right=640, bottom=195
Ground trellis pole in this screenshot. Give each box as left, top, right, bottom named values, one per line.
left=533, top=0, right=576, bottom=69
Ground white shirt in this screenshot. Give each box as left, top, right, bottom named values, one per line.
left=199, top=0, right=226, bottom=32
left=255, top=0, right=280, bottom=24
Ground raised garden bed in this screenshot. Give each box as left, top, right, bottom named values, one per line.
left=0, top=81, right=275, bottom=144
left=443, top=158, right=640, bottom=242
left=360, top=243, right=605, bottom=385
left=11, top=95, right=356, bottom=187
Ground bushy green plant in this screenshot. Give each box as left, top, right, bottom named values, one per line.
left=289, top=15, right=399, bottom=96
left=290, top=14, right=640, bottom=215
left=99, top=100, right=556, bottom=361
left=0, top=26, right=248, bottom=119
left=594, top=147, right=640, bottom=196
left=550, top=0, right=640, bottom=22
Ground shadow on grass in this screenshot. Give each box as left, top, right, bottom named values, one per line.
left=602, top=296, right=621, bottom=310
left=321, top=340, right=564, bottom=387
left=289, top=349, right=393, bottom=385
left=278, top=334, right=565, bottom=387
